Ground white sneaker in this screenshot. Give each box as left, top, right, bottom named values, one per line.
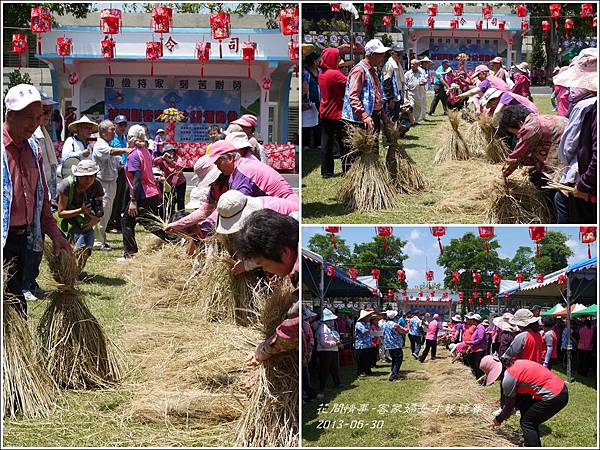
left=116, top=257, right=128, bottom=263
left=23, top=290, right=38, bottom=302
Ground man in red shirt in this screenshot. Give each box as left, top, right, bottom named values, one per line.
left=3, top=84, right=72, bottom=316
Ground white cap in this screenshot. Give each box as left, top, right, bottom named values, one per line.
left=386, top=310, right=398, bottom=320
left=216, top=190, right=263, bottom=235
left=5, top=84, right=41, bottom=112
left=186, top=185, right=210, bottom=210
left=225, top=131, right=251, bottom=149
left=156, top=128, right=165, bottom=133
left=364, top=39, right=390, bottom=55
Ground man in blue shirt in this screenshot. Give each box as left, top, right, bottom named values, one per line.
left=429, top=60, right=451, bottom=116
left=107, top=115, right=128, bottom=232
left=381, top=310, right=409, bottom=381
left=408, top=313, right=423, bottom=358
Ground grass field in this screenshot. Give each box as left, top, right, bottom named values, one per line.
left=2, top=231, right=230, bottom=447
left=303, top=346, right=597, bottom=448
left=301, top=95, right=554, bottom=224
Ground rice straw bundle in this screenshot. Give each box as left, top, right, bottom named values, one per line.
left=463, top=120, right=488, bottom=157
left=338, top=125, right=400, bottom=211
left=3, top=266, right=57, bottom=418
left=460, top=107, right=477, bottom=123
left=485, top=172, right=554, bottom=224
left=234, top=280, right=299, bottom=447
left=434, top=111, right=470, bottom=163
left=38, top=244, right=122, bottom=389
left=383, top=124, right=428, bottom=193
left=477, top=114, right=511, bottom=163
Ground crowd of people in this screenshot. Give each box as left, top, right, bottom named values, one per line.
left=303, top=40, right=597, bottom=224
left=302, top=302, right=596, bottom=446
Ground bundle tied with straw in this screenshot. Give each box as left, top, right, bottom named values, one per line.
left=434, top=111, right=470, bottom=163
left=383, top=123, right=428, bottom=194
left=338, top=125, right=400, bottom=211
left=38, top=243, right=122, bottom=389
left=234, top=279, right=299, bottom=447
left=3, top=264, right=57, bottom=418
left=477, top=114, right=511, bottom=163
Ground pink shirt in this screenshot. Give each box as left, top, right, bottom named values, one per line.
left=425, top=319, right=439, bottom=340
left=555, top=85, right=570, bottom=117
left=125, top=146, right=160, bottom=199
left=578, top=326, right=594, bottom=351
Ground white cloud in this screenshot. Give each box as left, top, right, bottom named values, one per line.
left=566, top=239, right=589, bottom=263
left=404, top=268, right=419, bottom=281
left=409, top=229, right=421, bottom=240
left=405, top=241, right=424, bottom=257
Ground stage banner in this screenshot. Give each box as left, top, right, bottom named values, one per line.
left=429, top=39, right=499, bottom=71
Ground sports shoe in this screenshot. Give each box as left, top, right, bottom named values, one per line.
left=99, top=243, right=111, bottom=251
left=23, top=290, right=38, bottom=302
left=116, top=257, right=129, bottom=263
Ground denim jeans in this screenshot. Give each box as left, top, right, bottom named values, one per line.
left=70, top=223, right=95, bottom=250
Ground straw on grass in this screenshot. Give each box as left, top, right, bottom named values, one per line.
left=477, top=114, right=511, bottom=163
left=338, top=125, right=400, bottom=211
left=234, top=280, right=299, bottom=447
left=434, top=111, right=470, bottom=163
left=383, top=123, right=429, bottom=193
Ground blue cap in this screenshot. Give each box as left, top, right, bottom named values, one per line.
left=39, top=92, right=58, bottom=106
left=162, top=144, right=176, bottom=153
left=114, top=115, right=128, bottom=124
left=442, top=60, right=450, bottom=65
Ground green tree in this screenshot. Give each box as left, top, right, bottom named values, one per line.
left=307, top=233, right=351, bottom=268
left=533, top=231, right=574, bottom=275
left=351, top=235, right=408, bottom=292
left=529, top=36, right=546, bottom=69
left=3, top=70, right=32, bottom=116
left=3, top=4, right=94, bottom=28
left=509, top=246, right=536, bottom=280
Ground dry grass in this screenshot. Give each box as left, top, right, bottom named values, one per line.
left=337, top=125, right=400, bottom=211
left=477, top=114, right=511, bottom=163
left=234, top=280, right=299, bottom=447
left=434, top=111, right=470, bottom=163
left=383, top=124, right=429, bottom=193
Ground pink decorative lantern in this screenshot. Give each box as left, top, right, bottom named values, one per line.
left=146, top=41, right=162, bottom=76
left=195, top=42, right=211, bottom=78
left=101, top=37, right=116, bottom=75
left=242, top=41, right=257, bottom=78
left=210, top=10, right=232, bottom=58
left=31, top=7, right=51, bottom=55
left=100, top=8, right=122, bottom=35
left=56, top=37, right=73, bottom=73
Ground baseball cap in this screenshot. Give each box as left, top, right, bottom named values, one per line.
left=4, top=84, right=41, bottom=112
left=365, top=39, right=390, bottom=55
left=206, top=140, right=239, bottom=164
left=391, top=43, right=403, bottom=53
left=114, top=115, right=128, bottom=124
left=40, top=92, right=58, bottom=106
left=441, top=59, right=450, bottom=65
left=162, top=144, right=177, bottom=153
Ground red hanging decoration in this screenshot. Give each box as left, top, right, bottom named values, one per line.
left=582, top=3, right=594, bottom=18
left=427, top=17, right=435, bottom=36
left=402, top=289, right=407, bottom=296
left=388, top=289, right=394, bottom=297
left=478, top=226, right=494, bottom=253
left=363, top=3, right=375, bottom=15
left=521, top=20, right=530, bottom=31
left=56, top=37, right=73, bottom=73
left=427, top=4, right=438, bottom=17
left=326, top=265, right=336, bottom=277
left=478, top=298, right=484, bottom=305
left=425, top=270, right=434, bottom=282
left=392, top=3, right=403, bottom=17
left=475, top=20, right=483, bottom=37
left=536, top=273, right=545, bottom=283
left=242, top=41, right=256, bottom=79
left=430, top=226, right=446, bottom=255
left=516, top=4, right=528, bottom=18
left=371, top=288, right=378, bottom=297
left=498, top=19, right=506, bottom=36
left=486, top=291, right=493, bottom=299
left=288, top=38, right=299, bottom=62
left=429, top=289, right=435, bottom=297
left=376, top=226, right=393, bottom=252
left=453, top=3, right=464, bottom=16
left=557, top=274, right=567, bottom=286
left=68, top=72, right=79, bottom=96
left=362, top=14, right=371, bottom=27
left=195, top=42, right=211, bottom=79
left=383, top=15, right=392, bottom=32
left=100, top=8, right=122, bottom=35
left=396, top=269, right=406, bottom=282
left=324, top=226, right=341, bottom=249
left=262, top=76, right=272, bottom=102
left=529, top=226, right=546, bottom=257
left=11, top=34, right=28, bottom=69
left=450, top=19, right=459, bottom=35
left=280, top=7, right=299, bottom=35
left=564, top=18, right=574, bottom=38
left=516, top=272, right=524, bottom=284
left=348, top=267, right=359, bottom=280
left=458, top=291, right=464, bottom=300
left=549, top=4, right=561, bottom=19
left=210, top=10, right=231, bottom=59
left=472, top=291, right=478, bottom=298
left=405, top=17, right=414, bottom=28
left=452, top=271, right=460, bottom=284
left=418, top=290, right=423, bottom=297
left=580, top=226, right=596, bottom=258
left=473, top=272, right=481, bottom=286
left=482, top=4, right=493, bottom=24
left=146, top=41, right=162, bottom=77
left=151, top=6, right=172, bottom=34
left=330, top=3, right=342, bottom=13
left=100, top=37, right=116, bottom=75
left=394, top=294, right=399, bottom=301
left=371, top=268, right=380, bottom=281
left=493, top=273, right=502, bottom=286
left=31, top=7, right=51, bottom=55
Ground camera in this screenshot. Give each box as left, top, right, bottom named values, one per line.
left=88, top=197, right=104, bottom=218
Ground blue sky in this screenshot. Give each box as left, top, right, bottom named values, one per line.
left=302, top=226, right=594, bottom=288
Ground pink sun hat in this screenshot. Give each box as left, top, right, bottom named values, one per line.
left=490, top=56, right=503, bottom=64
left=552, top=47, right=597, bottom=93
left=206, top=140, right=239, bottom=164
left=479, top=355, right=503, bottom=385
left=231, top=114, right=256, bottom=128
left=472, top=64, right=490, bottom=77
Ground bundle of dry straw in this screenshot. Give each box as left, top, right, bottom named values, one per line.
left=464, top=115, right=510, bottom=163
left=235, top=280, right=299, bottom=447
left=3, top=265, right=57, bottom=418
left=434, top=111, right=470, bottom=163
left=383, top=124, right=428, bottom=193
left=38, top=243, right=121, bottom=389
left=338, top=125, right=400, bottom=211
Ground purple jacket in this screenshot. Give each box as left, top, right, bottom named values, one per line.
left=498, top=330, right=517, bottom=357
left=576, top=98, right=597, bottom=195
left=470, top=323, right=487, bottom=352
left=229, top=157, right=299, bottom=203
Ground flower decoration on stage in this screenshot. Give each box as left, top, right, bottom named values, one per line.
left=158, top=108, right=185, bottom=143
left=100, top=8, right=122, bottom=35
left=31, top=7, right=51, bottom=55
left=195, top=42, right=211, bottom=79
left=453, top=3, right=464, bottom=17
left=11, top=34, right=28, bottom=68
left=146, top=41, right=163, bottom=76
left=557, top=274, right=567, bottom=286
left=392, top=4, right=403, bottom=17
left=68, top=72, right=79, bottom=96
left=101, top=37, right=116, bottom=75
left=536, top=273, right=545, bottom=284
left=430, top=226, right=446, bottom=255
left=362, top=14, right=371, bottom=27
left=396, top=269, right=406, bottom=282
left=348, top=267, right=358, bottom=280
left=262, top=76, right=272, bottom=102
left=324, top=226, right=341, bottom=248
left=427, top=4, right=437, bottom=17
left=330, top=3, right=341, bottom=13
left=405, top=17, right=414, bottom=28
left=456, top=53, right=469, bottom=70
left=580, top=226, right=596, bottom=258
left=564, top=18, right=574, bottom=39
left=371, top=268, right=380, bottom=281
left=516, top=272, right=524, bottom=285
left=326, top=265, right=336, bottom=277
left=363, top=3, right=374, bottom=15
left=383, top=15, right=392, bottom=32
left=478, top=226, right=494, bottom=253
left=528, top=226, right=546, bottom=257
left=210, top=10, right=231, bottom=58
left=56, top=37, right=73, bottom=73
left=493, top=273, right=502, bottom=287
left=280, top=7, right=299, bottom=36
left=376, top=226, right=393, bottom=252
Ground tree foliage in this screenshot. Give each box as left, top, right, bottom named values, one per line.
left=533, top=231, right=574, bottom=275
left=307, top=233, right=352, bottom=268
left=3, top=3, right=95, bottom=28
left=351, top=236, right=408, bottom=291
left=509, top=246, right=536, bottom=280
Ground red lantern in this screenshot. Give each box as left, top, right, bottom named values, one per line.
left=195, top=42, right=211, bottom=79
left=100, top=8, right=122, bottom=35
left=31, top=7, right=51, bottom=55
left=475, top=20, right=483, bottom=37
left=428, top=17, right=435, bottom=35
left=388, top=289, right=394, bottom=297
left=537, top=273, right=545, bottom=283
left=521, top=20, right=530, bottom=31
left=371, top=288, right=378, bottom=297
left=550, top=4, right=561, bottom=19
left=376, top=226, right=393, bottom=252
left=262, top=76, right=272, bottom=102
left=392, top=4, right=403, bottom=17
left=242, top=41, right=257, bottom=78
left=101, top=37, right=116, bottom=75
left=210, top=11, right=232, bottom=58
left=362, top=14, right=371, bottom=27
left=542, top=20, right=551, bottom=34
left=486, top=291, right=493, bottom=299
left=458, top=291, right=464, bottom=300
left=430, top=226, right=446, bottom=255
left=324, top=226, right=341, bottom=249
left=363, top=3, right=375, bottom=15
left=472, top=291, right=478, bottom=298
left=68, top=72, right=78, bottom=96
left=402, top=289, right=407, bottom=296
left=330, top=3, right=342, bottom=13
left=498, top=20, right=506, bottom=31
left=516, top=4, right=528, bottom=18
left=479, top=298, right=484, bottom=305
left=478, top=226, right=494, bottom=253
left=396, top=269, right=406, bottom=282
left=371, top=268, right=380, bottom=281
left=288, top=38, right=299, bottom=62
left=482, top=4, right=493, bottom=21
left=529, top=226, right=546, bottom=257
left=405, top=17, right=414, bottom=28
left=493, top=273, right=502, bottom=286
left=418, top=290, right=423, bottom=297
left=473, top=272, right=481, bottom=285
left=453, top=3, right=464, bottom=16
left=516, top=272, right=524, bottom=284
left=383, top=15, right=392, bottom=32
left=564, top=18, right=574, bottom=38
left=580, top=226, right=596, bottom=258
left=326, top=265, right=336, bottom=277
left=443, top=291, right=448, bottom=297
left=280, top=7, right=299, bottom=36
left=56, top=37, right=73, bottom=73
left=450, top=19, right=459, bottom=35
left=426, top=270, right=434, bottom=282
left=146, top=41, right=162, bottom=76
left=151, top=6, right=172, bottom=36
left=452, top=271, right=460, bottom=284
left=11, top=34, right=28, bottom=69
left=429, top=289, right=435, bottom=298
left=582, top=4, right=594, bottom=18
left=428, top=4, right=438, bottom=17
left=348, top=267, right=359, bottom=280
left=557, top=274, right=567, bottom=286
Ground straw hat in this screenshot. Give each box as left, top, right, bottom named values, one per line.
left=479, top=355, right=503, bottom=385
left=553, top=48, right=598, bottom=92
left=302, top=43, right=316, bottom=58
left=321, top=308, right=338, bottom=322
left=509, top=308, right=539, bottom=327
left=71, top=159, right=99, bottom=177
left=513, top=62, right=530, bottom=75
left=68, top=115, right=99, bottom=134
left=419, top=56, right=432, bottom=64
left=216, top=190, right=263, bottom=235
left=185, top=185, right=210, bottom=210
left=358, top=310, right=374, bottom=322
